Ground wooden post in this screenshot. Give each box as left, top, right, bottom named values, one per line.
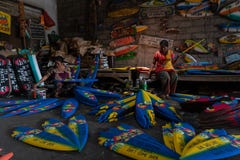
left=18, top=0, right=26, bottom=48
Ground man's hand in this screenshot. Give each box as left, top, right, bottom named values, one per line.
left=33, top=84, right=38, bottom=90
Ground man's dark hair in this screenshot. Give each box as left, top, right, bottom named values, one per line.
left=160, top=40, right=169, bottom=47
left=53, top=56, right=64, bottom=63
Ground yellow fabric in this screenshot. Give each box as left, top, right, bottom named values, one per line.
left=110, top=142, right=175, bottom=160
left=181, top=136, right=231, bottom=158
left=164, top=50, right=174, bottom=70
left=182, top=129, right=215, bottom=156
left=162, top=123, right=175, bottom=151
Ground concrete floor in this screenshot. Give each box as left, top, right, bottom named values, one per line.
left=0, top=89, right=240, bottom=160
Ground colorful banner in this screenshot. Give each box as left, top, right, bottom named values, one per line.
left=0, top=11, right=11, bottom=35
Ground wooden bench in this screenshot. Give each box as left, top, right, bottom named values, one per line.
left=96, top=69, right=132, bottom=83
left=178, top=75, right=240, bottom=82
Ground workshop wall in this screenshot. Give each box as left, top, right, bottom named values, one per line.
left=1, top=0, right=237, bottom=68
left=100, top=2, right=234, bottom=68
left=23, top=0, right=58, bottom=35
left=57, top=0, right=89, bottom=38
left=0, top=0, right=57, bottom=48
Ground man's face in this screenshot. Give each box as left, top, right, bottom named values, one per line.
left=55, top=61, right=61, bottom=67
left=160, top=45, right=168, bottom=54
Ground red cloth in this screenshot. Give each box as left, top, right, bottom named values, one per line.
left=153, top=50, right=175, bottom=72
left=42, top=10, right=55, bottom=28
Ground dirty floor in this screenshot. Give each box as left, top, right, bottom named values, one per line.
left=0, top=83, right=240, bottom=160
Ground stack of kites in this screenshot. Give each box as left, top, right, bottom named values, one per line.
left=73, top=86, right=122, bottom=107
left=0, top=97, right=79, bottom=119
left=170, top=93, right=240, bottom=128
left=99, top=123, right=240, bottom=160
left=89, top=89, right=183, bottom=128
left=170, top=93, right=225, bottom=112
left=0, top=98, right=64, bottom=118
left=11, top=114, right=88, bottom=152
left=0, top=86, right=122, bottom=119
left=199, top=96, right=240, bottom=128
